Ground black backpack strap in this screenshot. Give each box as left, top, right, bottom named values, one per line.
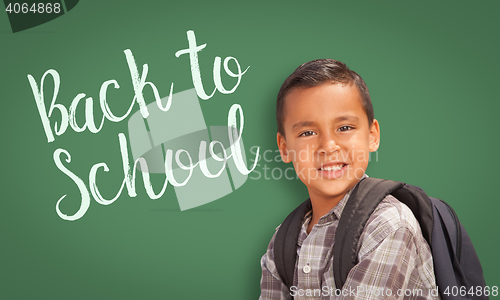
left=333, top=178, right=405, bottom=289
left=274, top=198, right=312, bottom=289
left=392, top=185, right=434, bottom=245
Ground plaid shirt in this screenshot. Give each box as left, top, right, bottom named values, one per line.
left=259, top=179, right=439, bottom=300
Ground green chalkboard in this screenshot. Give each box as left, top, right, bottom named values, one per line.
left=1, top=0, right=499, bottom=299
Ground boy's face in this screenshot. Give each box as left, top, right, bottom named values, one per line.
left=277, top=83, right=380, bottom=203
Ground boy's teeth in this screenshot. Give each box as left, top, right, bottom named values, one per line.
left=321, top=164, right=344, bottom=171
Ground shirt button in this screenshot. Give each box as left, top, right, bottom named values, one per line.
left=303, top=264, right=311, bottom=274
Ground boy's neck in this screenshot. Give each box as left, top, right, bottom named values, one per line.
left=306, top=192, right=346, bottom=234
left=306, top=175, right=367, bottom=234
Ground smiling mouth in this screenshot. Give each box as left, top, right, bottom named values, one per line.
left=319, top=163, right=347, bottom=171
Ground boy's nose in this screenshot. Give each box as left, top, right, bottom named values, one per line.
left=318, top=134, right=340, bottom=154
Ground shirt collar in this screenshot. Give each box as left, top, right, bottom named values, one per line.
left=303, top=174, right=369, bottom=225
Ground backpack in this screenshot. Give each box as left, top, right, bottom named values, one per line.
left=274, top=177, right=488, bottom=300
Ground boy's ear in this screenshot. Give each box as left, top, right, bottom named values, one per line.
left=277, top=132, right=292, bottom=163
left=369, top=119, right=380, bottom=152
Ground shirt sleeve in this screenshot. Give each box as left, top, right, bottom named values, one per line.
left=259, top=231, right=292, bottom=300
left=339, top=204, right=439, bottom=300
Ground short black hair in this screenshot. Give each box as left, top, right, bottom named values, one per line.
left=276, top=59, right=374, bottom=136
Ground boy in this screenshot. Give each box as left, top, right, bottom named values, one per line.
left=259, top=59, right=438, bottom=299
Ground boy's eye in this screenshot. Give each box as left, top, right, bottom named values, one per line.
left=299, top=130, right=316, bottom=137
left=338, top=126, right=354, bottom=132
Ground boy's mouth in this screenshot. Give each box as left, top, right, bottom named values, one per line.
left=319, top=163, right=347, bottom=171
left=318, top=163, right=348, bottom=179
